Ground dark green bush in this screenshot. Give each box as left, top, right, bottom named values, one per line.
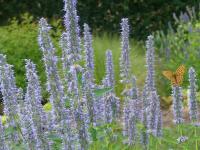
left=0, top=0, right=199, bottom=39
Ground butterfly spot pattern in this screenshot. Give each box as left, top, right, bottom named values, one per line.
left=162, top=65, right=185, bottom=86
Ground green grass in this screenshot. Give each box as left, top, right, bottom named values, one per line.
left=0, top=22, right=146, bottom=98
left=93, top=33, right=146, bottom=97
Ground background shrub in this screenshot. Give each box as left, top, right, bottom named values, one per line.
left=154, top=6, right=200, bottom=96
left=0, top=0, right=199, bottom=39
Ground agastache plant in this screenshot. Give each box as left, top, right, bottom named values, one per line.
left=38, top=18, right=66, bottom=121
left=104, top=50, right=115, bottom=123
left=119, top=18, right=133, bottom=136
left=0, top=116, right=9, bottom=150
left=68, top=65, right=91, bottom=149
left=123, top=101, right=130, bottom=136
left=145, top=35, right=156, bottom=91
left=24, top=91, right=43, bottom=149
left=122, top=76, right=140, bottom=139
left=142, top=83, right=149, bottom=109
left=188, top=67, right=198, bottom=122
left=104, top=50, right=115, bottom=88
left=0, top=64, right=20, bottom=143
left=60, top=0, right=81, bottom=68
left=120, top=18, right=130, bottom=84
left=156, top=110, right=163, bottom=137
left=146, top=91, right=159, bottom=135
left=25, top=60, right=47, bottom=133
left=145, top=35, right=163, bottom=137
left=140, top=107, right=149, bottom=148
left=172, top=86, right=184, bottom=124
left=93, top=92, right=106, bottom=126
left=24, top=59, right=51, bottom=149
left=128, top=76, right=141, bottom=120
left=83, top=23, right=95, bottom=78
left=61, top=108, right=78, bottom=150
left=82, top=71, right=95, bottom=124
left=104, top=50, right=120, bottom=123
left=128, top=115, right=137, bottom=145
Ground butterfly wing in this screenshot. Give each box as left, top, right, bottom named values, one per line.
left=175, top=65, right=185, bottom=76
left=175, top=74, right=184, bottom=85
left=175, top=65, right=185, bottom=85
left=162, top=71, right=177, bottom=85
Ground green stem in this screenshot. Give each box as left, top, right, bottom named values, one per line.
left=178, top=124, right=182, bottom=136
left=156, top=141, right=158, bottom=150
left=195, top=127, right=198, bottom=150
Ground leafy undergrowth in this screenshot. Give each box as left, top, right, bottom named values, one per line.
left=88, top=122, right=200, bottom=150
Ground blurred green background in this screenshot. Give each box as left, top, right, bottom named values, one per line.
left=1, top=0, right=199, bottom=39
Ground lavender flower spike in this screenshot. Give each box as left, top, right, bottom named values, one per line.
left=25, top=59, right=49, bottom=145
left=0, top=64, right=19, bottom=118
left=146, top=91, right=158, bottom=134
left=140, top=108, right=149, bottom=148
left=38, top=18, right=66, bottom=120
left=172, top=86, right=184, bottom=124
left=123, top=103, right=130, bottom=136
left=188, top=67, right=198, bottom=122
left=0, top=116, right=9, bottom=150
left=82, top=71, right=95, bottom=124
left=120, top=18, right=130, bottom=84
left=83, top=23, right=95, bottom=78
left=128, top=115, right=137, bottom=145
left=145, top=35, right=156, bottom=91
left=103, top=50, right=115, bottom=88
left=61, top=0, right=81, bottom=67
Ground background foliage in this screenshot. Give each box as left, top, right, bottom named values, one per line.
left=1, top=0, right=200, bottom=39
left=154, top=7, right=200, bottom=96
left=0, top=16, right=146, bottom=99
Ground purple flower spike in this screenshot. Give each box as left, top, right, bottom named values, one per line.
left=83, top=23, right=95, bottom=78
left=172, top=86, right=184, bottom=124
left=61, top=0, right=81, bottom=67
left=188, top=67, right=198, bottom=122
left=120, top=18, right=130, bottom=84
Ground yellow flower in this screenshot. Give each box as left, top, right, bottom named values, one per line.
left=1, top=115, right=7, bottom=125
left=43, top=102, right=52, bottom=112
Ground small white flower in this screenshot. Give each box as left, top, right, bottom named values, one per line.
left=177, top=136, right=188, bottom=144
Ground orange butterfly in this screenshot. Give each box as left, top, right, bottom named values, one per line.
left=162, top=65, right=185, bottom=86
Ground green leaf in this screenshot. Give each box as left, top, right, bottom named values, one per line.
left=11, top=142, right=29, bottom=150
left=47, top=134, right=62, bottom=143
left=93, top=87, right=112, bottom=97
left=5, top=126, right=16, bottom=136
left=77, top=72, right=83, bottom=87
left=89, top=126, right=98, bottom=141
left=65, top=100, right=71, bottom=109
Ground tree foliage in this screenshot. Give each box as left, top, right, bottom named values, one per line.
left=0, top=0, right=199, bottom=39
